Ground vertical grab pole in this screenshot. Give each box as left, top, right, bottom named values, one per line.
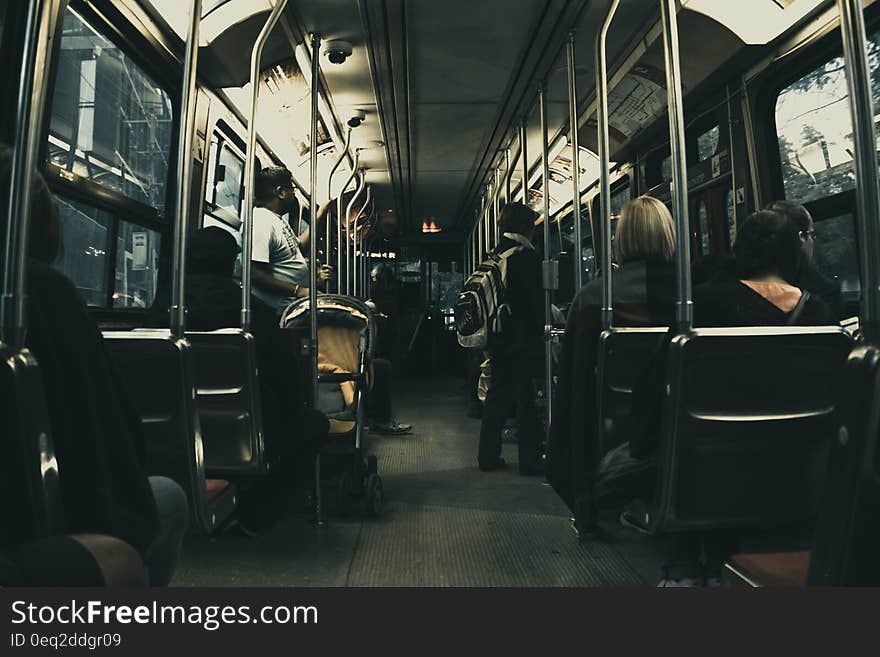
left=477, top=204, right=484, bottom=259
left=326, top=127, right=352, bottom=268
left=567, top=30, right=584, bottom=292
left=2, top=0, right=53, bottom=349
left=353, top=185, right=371, bottom=297
left=336, top=152, right=359, bottom=293
left=241, top=0, right=289, bottom=330
left=170, top=0, right=202, bottom=339
left=520, top=121, right=529, bottom=203
left=838, top=0, right=880, bottom=339
left=539, top=84, right=555, bottom=435
left=660, top=0, right=693, bottom=331
left=345, top=170, right=366, bottom=295
left=308, top=31, right=321, bottom=425
left=494, top=168, right=502, bottom=244
left=596, top=0, right=619, bottom=330
left=505, top=146, right=512, bottom=204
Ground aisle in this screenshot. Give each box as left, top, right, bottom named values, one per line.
left=172, top=378, right=650, bottom=586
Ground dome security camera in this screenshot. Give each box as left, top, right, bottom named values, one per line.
left=322, top=40, right=353, bottom=65
left=347, top=110, right=366, bottom=129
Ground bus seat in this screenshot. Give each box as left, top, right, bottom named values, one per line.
left=629, top=326, right=852, bottom=534
left=103, top=330, right=235, bottom=534
left=188, top=329, right=267, bottom=476
left=596, top=327, right=668, bottom=455
left=0, top=344, right=64, bottom=546
left=723, top=551, right=810, bottom=587
left=696, top=344, right=880, bottom=588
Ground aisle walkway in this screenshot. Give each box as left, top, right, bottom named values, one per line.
left=173, top=378, right=655, bottom=586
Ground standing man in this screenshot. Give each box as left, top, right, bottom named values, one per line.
left=478, top=202, right=545, bottom=476
left=765, top=200, right=843, bottom=318
left=252, top=166, right=333, bottom=315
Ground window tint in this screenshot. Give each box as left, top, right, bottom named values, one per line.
left=610, top=184, right=631, bottom=218
left=773, top=31, right=880, bottom=203
left=697, top=125, right=720, bottom=162
left=113, top=222, right=161, bottom=309
left=660, top=155, right=672, bottom=183
left=812, top=214, right=860, bottom=305
left=54, top=196, right=112, bottom=307
left=47, top=7, right=173, bottom=210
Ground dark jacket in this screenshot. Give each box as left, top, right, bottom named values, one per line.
left=546, top=259, right=676, bottom=512
left=491, top=233, right=544, bottom=357
left=799, top=261, right=844, bottom=320
left=24, top=261, right=159, bottom=555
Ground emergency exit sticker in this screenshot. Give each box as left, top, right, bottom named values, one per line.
left=132, top=232, right=148, bottom=271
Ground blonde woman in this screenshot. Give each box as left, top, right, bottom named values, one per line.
left=547, top=195, right=678, bottom=535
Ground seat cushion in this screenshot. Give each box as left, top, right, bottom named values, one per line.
left=729, top=551, right=811, bottom=587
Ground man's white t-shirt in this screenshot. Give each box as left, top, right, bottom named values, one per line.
left=251, top=206, right=309, bottom=313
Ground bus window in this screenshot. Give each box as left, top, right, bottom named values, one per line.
left=46, top=6, right=169, bottom=309
left=54, top=197, right=112, bottom=307
left=47, top=7, right=173, bottom=211
left=215, top=145, right=245, bottom=216
left=697, top=125, right=720, bottom=162
left=812, top=213, right=860, bottom=305
left=725, top=188, right=736, bottom=250
left=697, top=200, right=710, bottom=256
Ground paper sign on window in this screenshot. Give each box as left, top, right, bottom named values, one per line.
left=132, top=231, right=148, bottom=271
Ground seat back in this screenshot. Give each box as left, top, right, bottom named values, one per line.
left=808, top=343, right=880, bottom=585
left=187, top=329, right=266, bottom=476
left=643, top=326, right=852, bottom=534
left=103, top=331, right=221, bottom=533
left=596, top=327, right=668, bottom=455
left=0, top=344, right=63, bottom=547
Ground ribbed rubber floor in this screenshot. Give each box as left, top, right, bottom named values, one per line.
left=173, top=377, right=649, bottom=587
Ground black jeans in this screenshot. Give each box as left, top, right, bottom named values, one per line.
left=478, top=349, right=542, bottom=470
left=366, top=357, right=393, bottom=422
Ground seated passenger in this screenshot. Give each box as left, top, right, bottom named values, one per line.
left=765, top=199, right=844, bottom=319
left=182, top=226, right=329, bottom=533
left=547, top=195, right=677, bottom=530
left=611, top=209, right=836, bottom=586
left=0, top=145, right=187, bottom=586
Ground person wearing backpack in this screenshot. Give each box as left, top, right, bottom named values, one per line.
left=476, top=203, right=545, bottom=475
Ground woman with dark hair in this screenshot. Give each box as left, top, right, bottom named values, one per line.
left=694, top=209, right=834, bottom=326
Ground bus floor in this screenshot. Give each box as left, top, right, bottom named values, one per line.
left=172, top=377, right=666, bottom=586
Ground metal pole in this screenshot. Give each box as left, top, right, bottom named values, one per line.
left=494, top=168, right=502, bottom=244
left=337, top=152, right=359, bottom=293
left=660, top=0, right=693, bottom=331
left=169, top=0, right=202, bottom=339
left=353, top=185, right=371, bottom=297
left=596, top=0, right=619, bottom=330
left=520, top=121, right=529, bottom=204
left=477, top=205, right=484, bottom=259
left=308, top=32, right=321, bottom=423
left=2, top=0, right=50, bottom=348
left=838, top=0, right=880, bottom=339
left=326, top=127, right=351, bottom=267
left=539, top=84, right=554, bottom=434
left=505, top=146, right=512, bottom=203
left=241, top=0, right=289, bottom=331
left=345, top=170, right=366, bottom=295
left=567, top=30, right=584, bottom=292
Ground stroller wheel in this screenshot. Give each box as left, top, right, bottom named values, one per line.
left=334, top=471, right=354, bottom=517
left=364, top=473, right=384, bottom=517
left=366, top=454, right=378, bottom=476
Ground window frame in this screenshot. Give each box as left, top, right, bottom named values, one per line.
left=41, top=0, right=182, bottom=316
left=203, top=123, right=247, bottom=222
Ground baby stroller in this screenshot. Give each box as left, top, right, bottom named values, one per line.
left=281, top=294, right=384, bottom=519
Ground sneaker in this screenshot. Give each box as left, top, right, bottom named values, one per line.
left=370, top=420, right=413, bottom=435
left=657, top=564, right=704, bottom=587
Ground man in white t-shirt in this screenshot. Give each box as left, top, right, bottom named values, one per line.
left=251, top=166, right=333, bottom=314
